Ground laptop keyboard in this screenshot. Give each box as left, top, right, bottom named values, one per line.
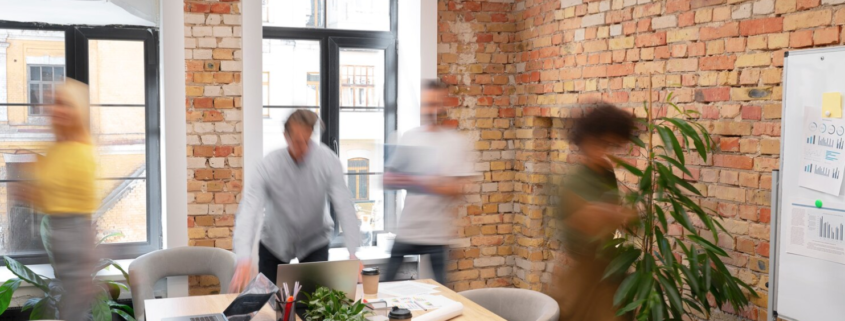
left=190, top=316, right=223, bottom=321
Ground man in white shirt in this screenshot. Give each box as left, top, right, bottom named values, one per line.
left=230, top=110, right=361, bottom=291
left=383, top=80, right=475, bottom=284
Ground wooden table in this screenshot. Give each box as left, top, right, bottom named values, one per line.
left=145, top=279, right=505, bottom=321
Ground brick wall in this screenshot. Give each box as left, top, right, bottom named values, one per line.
left=184, top=0, right=243, bottom=295
left=435, top=0, right=845, bottom=319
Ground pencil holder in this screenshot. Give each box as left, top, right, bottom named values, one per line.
left=276, top=299, right=297, bottom=321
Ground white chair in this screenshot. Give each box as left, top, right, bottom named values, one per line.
left=459, top=288, right=560, bottom=321
left=128, top=247, right=237, bottom=321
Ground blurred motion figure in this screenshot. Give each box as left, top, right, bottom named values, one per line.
left=383, top=80, right=475, bottom=284
left=17, top=78, right=99, bottom=320
left=553, top=104, right=636, bottom=321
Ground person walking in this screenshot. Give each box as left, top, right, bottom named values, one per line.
left=383, top=80, right=475, bottom=285
left=553, top=104, right=637, bottom=321
left=230, top=110, right=361, bottom=292
left=21, top=78, right=99, bottom=320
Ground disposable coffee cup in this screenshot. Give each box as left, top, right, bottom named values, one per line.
left=388, top=306, right=413, bottom=320
left=362, top=267, right=380, bottom=294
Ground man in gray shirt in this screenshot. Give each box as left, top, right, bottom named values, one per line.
left=230, top=110, right=361, bottom=291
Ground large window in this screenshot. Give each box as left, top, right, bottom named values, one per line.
left=0, top=23, right=160, bottom=263
left=262, top=0, right=397, bottom=246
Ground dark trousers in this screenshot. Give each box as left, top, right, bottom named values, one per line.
left=385, top=241, right=447, bottom=285
left=258, top=242, right=330, bottom=284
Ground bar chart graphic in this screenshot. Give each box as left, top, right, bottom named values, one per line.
left=819, top=216, right=845, bottom=241
left=807, top=135, right=817, bottom=144
left=818, top=137, right=845, bottom=150
left=808, top=164, right=841, bottom=178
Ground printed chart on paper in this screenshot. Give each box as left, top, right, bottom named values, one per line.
left=799, top=109, right=845, bottom=195
left=786, top=203, right=845, bottom=265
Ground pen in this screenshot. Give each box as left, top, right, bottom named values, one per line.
left=412, top=299, right=427, bottom=311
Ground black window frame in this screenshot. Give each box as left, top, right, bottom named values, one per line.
left=262, top=0, right=398, bottom=247
left=0, top=20, right=162, bottom=264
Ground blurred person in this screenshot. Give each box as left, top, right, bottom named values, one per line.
left=230, top=110, right=362, bottom=292
left=16, top=78, right=99, bottom=320
left=553, top=104, right=637, bottom=321
left=383, top=80, right=475, bottom=285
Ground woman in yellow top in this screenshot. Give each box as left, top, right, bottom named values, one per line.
left=28, top=78, right=98, bottom=320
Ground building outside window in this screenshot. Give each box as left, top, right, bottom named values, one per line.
left=0, top=25, right=161, bottom=263
left=263, top=0, right=397, bottom=246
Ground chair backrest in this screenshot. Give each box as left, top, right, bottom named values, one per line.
left=459, top=288, right=560, bottom=321
left=128, top=247, right=237, bottom=321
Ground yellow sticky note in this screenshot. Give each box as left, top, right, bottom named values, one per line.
left=822, top=92, right=842, bottom=118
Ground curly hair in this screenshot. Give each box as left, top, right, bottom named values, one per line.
left=569, top=104, right=635, bottom=146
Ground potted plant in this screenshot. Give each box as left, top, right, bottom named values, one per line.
left=303, top=286, right=370, bottom=321
left=608, top=84, right=757, bottom=320
left=0, top=218, right=134, bottom=320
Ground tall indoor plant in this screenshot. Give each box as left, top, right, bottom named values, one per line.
left=608, top=83, right=757, bottom=320
left=0, top=218, right=134, bottom=320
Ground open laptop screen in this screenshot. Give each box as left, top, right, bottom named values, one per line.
left=222, top=293, right=274, bottom=317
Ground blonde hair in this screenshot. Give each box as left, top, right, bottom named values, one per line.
left=54, top=78, right=91, bottom=143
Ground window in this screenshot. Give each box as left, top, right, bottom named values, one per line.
left=262, top=0, right=270, bottom=23
left=27, top=65, right=65, bottom=115
left=347, top=158, right=369, bottom=200
left=0, top=23, right=161, bottom=264
left=263, top=0, right=397, bottom=246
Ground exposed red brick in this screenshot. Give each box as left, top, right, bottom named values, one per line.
left=739, top=18, right=784, bottom=36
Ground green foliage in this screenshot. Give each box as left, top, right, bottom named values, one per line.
left=610, top=95, right=757, bottom=320
left=303, top=286, right=370, bottom=321
left=0, top=218, right=134, bottom=321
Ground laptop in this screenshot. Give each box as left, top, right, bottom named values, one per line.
left=276, top=260, right=361, bottom=302
left=161, top=292, right=274, bottom=321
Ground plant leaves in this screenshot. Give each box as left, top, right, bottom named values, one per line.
left=97, top=231, right=125, bottom=247
left=112, top=307, right=137, bottom=321
left=92, top=293, right=112, bottom=321
left=657, top=272, right=684, bottom=317
left=616, top=298, right=646, bottom=316
left=614, top=272, right=641, bottom=307
left=109, top=300, right=135, bottom=315
left=4, top=256, right=49, bottom=292
left=612, top=156, right=644, bottom=177
left=658, top=125, right=685, bottom=163
left=689, top=235, right=729, bottom=257
left=39, top=216, right=55, bottom=267
left=603, top=247, right=641, bottom=280
left=29, top=296, right=58, bottom=320
left=657, top=155, right=692, bottom=177
left=0, top=278, right=21, bottom=314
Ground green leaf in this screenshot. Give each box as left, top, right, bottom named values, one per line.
left=22, top=297, right=39, bottom=312
left=614, top=271, right=641, bottom=307
left=39, top=217, right=55, bottom=267
left=612, top=156, right=643, bottom=177
left=97, top=231, right=125, bottom=247
left=639, top=166, right=653, bottom=193
left=654, top=206, right=669, bottom=231
left=603, top=248, right=641, bottom=280
left=4, top=256, right=49, bottom=292
left=657, top=155, right=692, bottom=177
left=657, top=272, right=684, bottom=317
left=616, top=298, right=646, bottom=316
left=109, top=300, right=135, bottom=315
left=659, top=125, right=685, bottom=163
left=688, top=235, right=729, bottom=257
left=631, top=135, right=646, bottom=148
left=0, top=278, right=21, bottom=314
left=112, top=307, right=137, bottom=321
left=92, top=293, right=112, bottom=321
left=29, top=296, right=58, bottom=320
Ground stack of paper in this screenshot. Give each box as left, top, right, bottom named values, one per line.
left=378, top=281, right=439, bottom=297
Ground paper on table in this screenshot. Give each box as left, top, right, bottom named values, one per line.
left=383, top=295, right=458, bottom=311
left=379, top=281, right=439, bottom=297
left=823, top=92, right=842, bottom=118
left=414, top=302, right=464, bottom=321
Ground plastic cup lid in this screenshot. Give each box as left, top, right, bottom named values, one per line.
left=362, top=267, right=380, bottom=275
left=388, top=306, right=412, bottom=319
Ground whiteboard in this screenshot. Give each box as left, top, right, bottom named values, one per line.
left=776, top=47, right=845, bottom=321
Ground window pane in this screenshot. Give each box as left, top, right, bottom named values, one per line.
left=262, top=108, right=321, bottom=156
left=95, top=179, right=147, bottom=244
left=90, top=106, right=146, bottom=178
left=339, top=48, right=384, bottom=108
left=327, top=0, right=390, bottom=31
left=262, top=39, right=321, bottom=107
left=339, top=47, right=385, bottom=234
left=263, top=0, right=325, bottom=28
left=88, top=40, right=145, bottom=105
left=0, top=28, right=64, bottom=128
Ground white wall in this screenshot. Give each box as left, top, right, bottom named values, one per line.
left=161, top=0, right=188, bottom=297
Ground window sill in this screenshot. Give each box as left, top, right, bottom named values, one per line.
left=0, top=259, right=134, bottom=287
